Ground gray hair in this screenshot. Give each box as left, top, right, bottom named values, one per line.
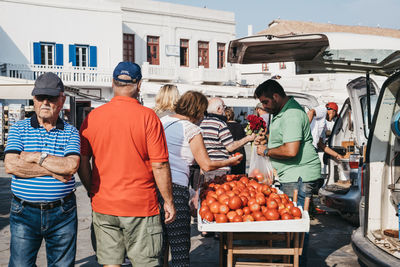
left=207, top=97, right=223, bottom=113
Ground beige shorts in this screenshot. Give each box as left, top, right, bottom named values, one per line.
left=92, top=211, right=163, bottom=266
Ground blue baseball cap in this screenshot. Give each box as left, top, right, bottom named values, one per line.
left=113, top=62, right=142, bottom=83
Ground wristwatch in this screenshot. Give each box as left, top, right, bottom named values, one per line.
left=39, top=152, right=48, bottom=166
left=263, top=148, right=269, bottom=157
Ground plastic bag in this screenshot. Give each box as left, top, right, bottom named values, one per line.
left=248, top=144, right=274, bottom=185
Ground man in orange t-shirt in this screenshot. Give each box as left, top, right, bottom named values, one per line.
left=78, top=62, right=175, bottom=267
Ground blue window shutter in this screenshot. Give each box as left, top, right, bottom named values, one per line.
left=69, top=44, right=76, bottom=66
left=89, top=46, right=97, bottom=67
left=33, top=42, right=41, bottom=64
left=55, top=44, right=63, bottom=66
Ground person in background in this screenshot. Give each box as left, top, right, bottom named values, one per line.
left=79, top=62, right=176, bottom=267
left=225, top=107, right=247, bottom=174
left=307, top=102, right=343, bottom=160
left=200, top=97, right=255, bottom=181
left=255, top=79, right=320, bottom=267
left=255, top=102, right=270, bottom=132
left=154, top=84, right=180, bottom=118
left=4, top=72, right=80, bottom=266
left=160, top=91, right=242, bottom=266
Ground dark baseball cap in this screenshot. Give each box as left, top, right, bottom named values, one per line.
left=32, top=72, right=64, bottom=96
left=113, top=62, right=142, bottom=83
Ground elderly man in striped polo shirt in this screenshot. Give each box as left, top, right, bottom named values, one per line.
left=4, top=72, right=80, bottom=267
left=200, top=97, right=255, bottom=180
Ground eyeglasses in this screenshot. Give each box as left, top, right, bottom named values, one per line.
left=35, top=95, right=60, bottom=103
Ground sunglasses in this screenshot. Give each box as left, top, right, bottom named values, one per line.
left=35, top=95, right=60, bottom=102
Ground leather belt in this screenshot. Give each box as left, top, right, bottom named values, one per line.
left=13, top=191, right=75, bottom=210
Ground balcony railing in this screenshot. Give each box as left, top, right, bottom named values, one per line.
left=0, top=63, right=113, bottom=87
left=1, top=62, right=237, bottom=86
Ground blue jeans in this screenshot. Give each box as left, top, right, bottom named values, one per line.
left=279, top=177, right=318, bottom=267
left=9, top=195, right=78, bottom=267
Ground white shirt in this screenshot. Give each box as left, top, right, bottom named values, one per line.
left=310, top=105, right=327, bottom=149
left=161, top=115, right=201, bottom=187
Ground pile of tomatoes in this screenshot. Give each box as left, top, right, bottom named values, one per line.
left=199, top=175, right=302, bottom=223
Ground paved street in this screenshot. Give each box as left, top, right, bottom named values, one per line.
left=0, top=160, right=360, bottom=266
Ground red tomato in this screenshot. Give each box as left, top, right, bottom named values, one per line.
left=261, top=184, right=271, bottom=196
left=286, top=202, right=295, bottom=209
left=226, top=190, right=235, bottom=198
left=227, top=211, right=237, bottom=222
left=206, top=197, right=217, bottom=206
left=243, top=207, right=251, bottom=215
left=278, top=207, right=290, bottom=216
left=215, top=188, right=226, bottom=196
left=222, top=183, right=231, bottom=192
left=270, top=187, right=278, bottom=193
left=240, top=176, right=249, bottom=184
left=252, top=211, right=263, bottom=221
left=215, top=214, right=228, bottom=223
left=209, top=202, right=220, bottom=214
left=202, top=211, right=214, bottom=222
left=218, top=194, right=230, bottom=205
left=219, top=204, right=230, bottom=214
left=264, top=208, right=280, bottom=220
left=249, top=203, right=261, bottom=212
left=232, top=215, right=243, bottom=222
left=255, top=173, right=264, bottom=182
left=266, top=199, right=278, bottom=209
left=235, top=208, right=244, bottom=216
left=228, top=196, right=243, bottom=210
left=290, top=207, right=302, bottom=218
left=239, top=196, right=248, bottom=207
left=255, top=193, right=266, bottom=205
left=243, top=214, right=255, bottom=222
left=281, top=213, right=294, bottom=220
left=233, top=152, right=242, bottom=157
left=200, top=205, right=210, bottom=214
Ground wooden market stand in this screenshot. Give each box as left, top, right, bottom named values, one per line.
left=198, top=191, right=310, bottom=267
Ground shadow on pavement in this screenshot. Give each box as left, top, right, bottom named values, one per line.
left=0, top=177, right=11, bottom=231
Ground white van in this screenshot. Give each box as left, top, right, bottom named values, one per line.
left=228, top=32, right=400, bottom=265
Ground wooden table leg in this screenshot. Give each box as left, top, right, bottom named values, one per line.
left=293, top=232, right=299, bottom=267
left=227, top=232, right=233, bottom=267
left=219, top=232, right=224, bottom=267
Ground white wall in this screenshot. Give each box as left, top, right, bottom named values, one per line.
left=0, top=0, right=123, bottom=69
left=119, top=0, right=236, bottom=69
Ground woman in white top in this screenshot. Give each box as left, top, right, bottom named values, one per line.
left=159, top=91, right=242, bottom=267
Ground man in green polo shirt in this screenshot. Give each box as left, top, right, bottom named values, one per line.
left=255, top=79, right=320, bottom=267
left=255, top=79, right=321, bottom=207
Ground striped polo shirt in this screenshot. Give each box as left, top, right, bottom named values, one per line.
left=5, top=114, right=80, bottom=202
left=200, top=113, right=234, bottom=172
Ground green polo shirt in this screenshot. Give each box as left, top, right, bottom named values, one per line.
left=268, top=97, right=321, bottom=183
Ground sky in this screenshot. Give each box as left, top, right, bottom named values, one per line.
left=157, top=0, right=400, bottom=38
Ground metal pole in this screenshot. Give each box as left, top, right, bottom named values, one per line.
left=366, top=72, right=372, bottom=129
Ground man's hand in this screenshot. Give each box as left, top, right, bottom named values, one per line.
left=20, top=151, right=40, bottom=164
left=163, top=201, right=176, bottom=224
left=229, top=153, right=244, bottom=165
left=257, top=145, right=267, bottom=156
left=52, top=173, right=72, bottom=183
left=254, top=130, right=267, bottom=145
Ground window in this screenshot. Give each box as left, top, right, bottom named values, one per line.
left=33, top=42, right=63, bottom=66
left=75, top=45, right=88, bottom=67
left=40, top=43, right=54, bottom=65
left=68, top=45, right=97, bottom=67
left=180, top=39, right=189, bottom=67
left=198, top=41, right=209, bottom=68
left=279, top=62, right=286, bottom=69
left=147, top=36, right=160, bottom=65
left=217, top=43, right=225, bottom=69
left=123, top=34, right=135, bottom=62
left=262, top=63, right=269, bottom=72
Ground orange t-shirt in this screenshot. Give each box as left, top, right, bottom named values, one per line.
left=80, top=96, right=169, bottom=216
